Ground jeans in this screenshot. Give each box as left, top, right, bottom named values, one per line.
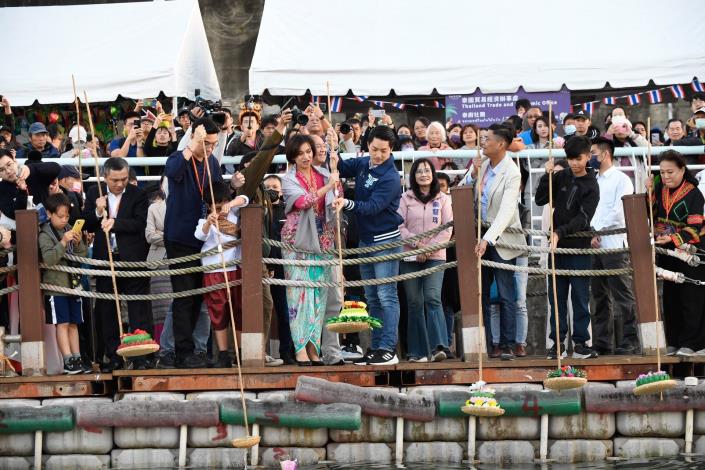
left=514, top=256, right=529, bottom=345
left=159, top=302, right=210, bottom=355
left=358, top=237, right=401, bottom=353
left=481, top=246, right=517, bottom=348
left=548, top=254, right=591, bottom=345
left=443, top=304, right=454, bottom=347
left=400, top=259, right=448, bottom=359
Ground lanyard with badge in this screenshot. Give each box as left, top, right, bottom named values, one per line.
left=192, top=156, right=208, bottom=218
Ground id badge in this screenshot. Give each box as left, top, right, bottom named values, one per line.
left=200, top=200, right=208, bottom=219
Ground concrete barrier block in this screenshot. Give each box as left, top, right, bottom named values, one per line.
left=477, top=416, right=540, bottom=440
left=548, top=439, right=613, bottom=463
left=43, top=454, right=110, bottom=470
left=0, top=400, right=40, bottom=457
left=110, top=449, right=177, bottom=469
left=187, top=448, right=248, bottom=468
left=326, top=443, right=393, bottom=464
left=114, top=393, right=183, bottom=449
left=42, top=398, right=112, bottom=454
left=616, top=412, right=685, bottom=437
left=329, top=414, right=395, bottom=443
left=404, top=442, right=463, bottom=463
left=549, top=412, right=615, bottom=439
left=187, top=391, right=253, bottom=448
left=0, top=456, right=32, bottom=469
left=692, top=412, right=705, bottom=435
left=613, top=437, right=683, bottom=458
left=692, top=435, right=705, bottom=454
left=259, top=447, right=325, bottom=467
left=261, top=426, right=328, bottom=447
left=477, top=440, right=538, bottom=464
left=491, top=383, right=544, bottom=392
left=403, top=387, right=466, bottom=442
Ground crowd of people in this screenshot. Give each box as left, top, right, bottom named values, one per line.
left=0, top=92, right=704, bottom=374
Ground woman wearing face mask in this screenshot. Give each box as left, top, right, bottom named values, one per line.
left=280, top=134, right=340, bottom=366
left=398, top=158, right=453, bottom=362
left=395, top=125, right=416, bottom=151
left=412, top=117, right=430, bottom=148
left=648, top=150, right=705, bottom=356
left=447, top=124, right=463, bottom=150
left=419, top=122, right=451, bottom=170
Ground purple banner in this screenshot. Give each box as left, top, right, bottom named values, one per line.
left=445, top=88, right=571, bottom=127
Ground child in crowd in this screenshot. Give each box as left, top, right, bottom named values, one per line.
left=194, top=182, right=248, bottom=368
left=38, top=193, right=88, bottom=374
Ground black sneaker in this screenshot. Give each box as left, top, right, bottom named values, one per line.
left=615, top=344, right=639, bottom=355
left=367, top=349, right=399, bottom=365
left=353, top=348, right=375, bottom=365
left=64, top=357, right=83, bottom=375
left=81, top=357, right=94, bottom=374
left=177, top=352, right=207, bottom=369
left=500, top=347, right=514, bottom=361
left=546, top=347, right=567, bottom=360
left=213, top=351, right=232, bottom=368
left=573, top=344, right=598, bottom=359
left=100, top=357, right=124, bottom=373
left=431, top=347, right=447, bottom=362
left=156, top=352, right=176, bottom=369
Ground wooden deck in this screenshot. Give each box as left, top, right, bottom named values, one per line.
left=0, top=354, right=687, bottom=398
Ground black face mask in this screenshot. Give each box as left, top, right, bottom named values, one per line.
left=265, top=188, right=281, bottom=203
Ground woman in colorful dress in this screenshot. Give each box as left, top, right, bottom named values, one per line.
left=650, top=150, right=705, bottom=356
left=281, top=134, right=340, bottom=365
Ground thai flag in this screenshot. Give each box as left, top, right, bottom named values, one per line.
left=670, top=85, right=685, bottom=100
left=692, top=80, right=704, bottom=93
left=627, top=94, right=641, bottom=106
left=352, top=95, right=367, bottom=103
left=310, top=96, right=322, bottom=105
left=583, top=102, right=594, bottom=114
left=433, top=100, right=445, bottom=109
left=329, top=96, right=343, bottom=113
left=648, top=89, right=663, bottom=104
left=603, top=97, right=616, bottom=105
left=371, top=100, right=385, bottom=108
left=391, top=102, right=406, bottom=110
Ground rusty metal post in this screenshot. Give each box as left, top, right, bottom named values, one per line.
left=240, top=205, right=264, bottom=367
left=622, top=194, right=661, bottom=354
left=450, top=186, right=480, bottom=361
left=15, top=210, right=45, bottom=376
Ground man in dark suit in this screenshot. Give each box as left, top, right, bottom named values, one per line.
left=83, top=157, right=152, bottom=371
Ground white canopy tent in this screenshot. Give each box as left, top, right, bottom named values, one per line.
left=1, top=0, right=220, bottom=106
left=250, top=0, right=705, bottom=96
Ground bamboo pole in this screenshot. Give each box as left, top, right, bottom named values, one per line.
left=547, top=103, right=561, bottom=368
left=475, top=136, right=484, bottom=381
left=70, top=76, right=84, bottom=193
left=645, top=116, right=662, bottom=373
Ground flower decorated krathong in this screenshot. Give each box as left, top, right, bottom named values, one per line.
left=547, top=365, right=587, bottom=379
left=636, top=371, right=672, bottom=387
left=325, top=316, right=382, bottom=328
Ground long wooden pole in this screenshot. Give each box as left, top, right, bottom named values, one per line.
left=644, top=117, right=662, bottom=372
left=70, top=76, right=84, bottom=193
left=548, top=103, right=561, bottom=369
left=475, top=136, right=484, bottom=381
left=83, top=91, right=123, bottom=337
left=326, top=82, right=345, bottom=306
left=200, top=139, right=256, bottom=446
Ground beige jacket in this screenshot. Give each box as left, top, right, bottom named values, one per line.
left=475, top=156, right=527, bottom=260
left=145, top=200, right=166, bottom=262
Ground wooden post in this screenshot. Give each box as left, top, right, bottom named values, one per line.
left=450, top=185, right=481, bottom=361
left=16, top=210, right=45, bottom=376
left=240, top=205, right=264, bottom=367
left=622, top=194, right=662, bottom=353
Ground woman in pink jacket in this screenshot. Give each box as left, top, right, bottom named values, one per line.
left=398, top=158, right=454, bottom=362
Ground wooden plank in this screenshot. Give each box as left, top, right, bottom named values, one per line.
left=584, top=385, right=705, bottom=413
left=240, top=205, right=264, bottom=367
left=0, top=380, right=101, bottom=399
left=112, top=364, right=396, bottom=377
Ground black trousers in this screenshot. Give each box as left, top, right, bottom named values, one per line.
left=166, top=241, right=204, bottom=358
left=270, top=267, right=293, bottom=357
left=591, top=253, right=640, bottom=351
left=659, top=255, right=705, bottom=351
left=95, top=260, right=153, bottom=360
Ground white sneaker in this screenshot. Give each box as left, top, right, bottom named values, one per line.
left=408, top=356, right=428, bottom=363
left=676, top=347, right=695, bottom=357
left=666, top=346, right=678, bottom=356
left=341, top=345, right=364, bottom=361
left=265, top=355, right=284, bottom=367
left=432, top=350, right=447, bottom=362
left=367, top=350, right=399, bottom=365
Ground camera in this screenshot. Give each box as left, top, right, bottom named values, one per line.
left=290, top=106, right=309, bottom=126
left=339, top=122, right=352, bottom=135
left=190, top=88, right=224, bottom=121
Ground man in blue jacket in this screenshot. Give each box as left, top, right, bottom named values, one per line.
left=16, top=122, right=60, bottom=159
left=333, top=125, right=403, bottom=365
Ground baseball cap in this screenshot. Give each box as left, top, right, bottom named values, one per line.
left=68, top=125, right=87, bottom=143
left=57, top=165, right=85, bottom=180
left=0, top=125, right=11, bottom=136
left=573, top=110, right=590, bottom=120
left=28, top=122, right=48, bottom=135
left=178, top=107, right=190, bottom=117
left=693, top=107, right=705, bottom=115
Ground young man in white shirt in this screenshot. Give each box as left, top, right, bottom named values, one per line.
left=589, top=137, right=639, bottom=355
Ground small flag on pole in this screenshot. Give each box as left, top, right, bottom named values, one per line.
left=669, top=85, right=685, bottom=100
left=627, top=94, right=641, bottom=106
left=329, top=96, right=343, bottom=113
left=692, top=80, right=705, bottom=93
left=647, top=89, right=663, bottom=104
left=583, top=102, right=594, bottom=114
left=603, top=97, right=616, bottom=105
left=433, top=100, right=445, bottom=109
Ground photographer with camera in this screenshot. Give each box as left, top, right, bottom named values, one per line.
left=108, top=111, right=145, bottom=159
left=227, top=107, right=263, bottom=158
